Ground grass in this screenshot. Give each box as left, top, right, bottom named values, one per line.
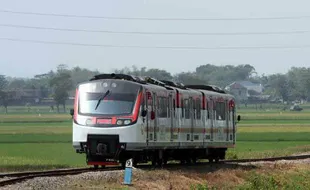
left=0, top=104, right=309, bottom=173
left=227, top=143, right=310, bottom=159
left=0, top=143, right=84, bottom=172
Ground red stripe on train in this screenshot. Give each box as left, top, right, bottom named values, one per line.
left=87, top=161, right=119, bottom=166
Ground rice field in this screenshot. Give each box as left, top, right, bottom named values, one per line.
left=0, top=104, right=309, bottom=172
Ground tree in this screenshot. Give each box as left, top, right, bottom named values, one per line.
left=174, top=72, right=206, bottom=85
left=49, top=67, right=73, bottom=113
left=195, top=64, right=256, bottom=88
left=114, top=66, right=173, bottom=80
left=70, top=66, right=100, bottom=88
left=267, top=74, right=289, bottom=101
left=0, top=75, right=9, bottom=113
left=7, top=78, right=26, bottom=89
left=0, top=75, right=8, bottom=90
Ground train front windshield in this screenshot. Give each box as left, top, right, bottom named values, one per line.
left=78, top=80, right=141, bottom=115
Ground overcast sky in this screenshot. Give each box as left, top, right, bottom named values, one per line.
left=0, top=0, right=309, bottom=78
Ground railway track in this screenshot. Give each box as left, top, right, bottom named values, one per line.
left=1, top=154, right=310, bottom=187
left=0, top=167, right=122, bottom=187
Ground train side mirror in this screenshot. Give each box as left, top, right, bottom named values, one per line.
left=237, top=115, right=241, bottom=122
left=70, top=108, right=74, bottom=116
left=141, top=110, right=147, bottom=117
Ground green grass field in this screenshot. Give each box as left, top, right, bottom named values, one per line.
left=0, top=104, right=310, bottom=172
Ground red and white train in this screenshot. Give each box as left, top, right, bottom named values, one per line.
left=70, top=73, right=240, bottom=168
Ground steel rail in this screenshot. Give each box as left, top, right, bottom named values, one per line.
left=0, top=167, right=122, bottom=187
left=223, top=154, right=310, bottom=163
left=1, top=154, right=309, bottom=187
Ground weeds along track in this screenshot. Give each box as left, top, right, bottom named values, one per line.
left=1, top=154, right=310, bottom=187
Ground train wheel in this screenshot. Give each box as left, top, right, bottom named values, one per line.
left=163, top=158, right=168, bottom=165
left=208, top=158, right=213, bottom=163
left=151, top=156, right=157, bottom=167
left=100, top=165, right=106, bottom=168
left=132, top=158, right=138, bottom=168
left=192, top=157, right=197, bottom=164
left=214, top=157, right=220, bottom=163
left=94, top=165, right=99, bottom=169
left=121, top=162, right=126, bottom=169
left=186, top=158, right=192, bottom=165
left=157, top=159, right=163, bottom=167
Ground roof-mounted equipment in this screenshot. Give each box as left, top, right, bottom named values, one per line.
left=160, top=80, right=187, bottom=89
left=89, top=73, right=147, bottom=84
left=185, top=84, right=226, bottom=94
left=144, top=77, right=166, bottom=87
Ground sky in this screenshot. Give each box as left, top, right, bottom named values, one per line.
left=0, top=0, right=309, bottom=78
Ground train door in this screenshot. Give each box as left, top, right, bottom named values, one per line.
left=189, top=97, right=194, bottom=141
left=209, top=98, right=214, bottom=141
left=152, top=92, right=157, bottom=142
left=146, top=91, right=156, bottom=144
left=204, top=97, right=210, bottom=145
left=145, top=90, right=149, bottom=146
left=168, top=93, right=174, bottom=141
left=230, top=99, right=236, bottom=144
left=214, top=98, right=226, bottom=142
left=225, top=100, right=229, bottom=142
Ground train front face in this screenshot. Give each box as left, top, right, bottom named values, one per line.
left=72, top=79, right=143, bottom=161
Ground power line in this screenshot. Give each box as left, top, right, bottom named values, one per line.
left=1, top=9, right=310, bottom=21
left=1, top=37, right=310, bottom=50
left=1, top=23, right=310, bottom=36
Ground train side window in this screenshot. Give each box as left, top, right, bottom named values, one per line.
left=158, top=97, right=163, bottom=118
left=193, top=99, right=196, bottom=119
left=157, top=97, right=161, bottom=116
left=181, top=99, right=184, bottom=118
left=159, top=97, right=168, bottom=118
left=184, top=99, right=190, bottom=119
left=141, top=93, right=146, bottom=109
left=206, top=100, right=210, bottom=119
left=196, top=98, right=201, bottom=119
left=215, top=101, right=226, bottom=120
left=173, top=98, right=176, bottom=117
left=167, top=97, right=171, bottom=118
left=165, top=97, right=168, bottom=117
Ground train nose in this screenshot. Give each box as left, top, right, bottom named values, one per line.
left=96, top=143, right=108, bottom=155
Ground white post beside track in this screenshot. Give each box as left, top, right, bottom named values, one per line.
left=123, top=158, right=133, bottom=185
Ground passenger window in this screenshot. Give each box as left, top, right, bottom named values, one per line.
left=159, top=97, right=168, bottom=118
left=181, top=99, right=184, bottom=118
left=206, top=101, right=210, bottom=119
left=196, top=98, right=201, bottom=119
left=184, top=99, right=190, bottom=119
left=167, top=97, right=171, bottom=118
left=215, top=101, right=226, bottom=120
left=193, top=99, right=196, bottom=119
left=173, top=99, right=176, bottom=117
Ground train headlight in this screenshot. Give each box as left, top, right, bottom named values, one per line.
left=116, top=120, right=123, bottom=125
left=124, top=119, right=131, bottom=125
left=85, top=119, right=93, bottom=125
left=116, top=119, right=131, bottom=125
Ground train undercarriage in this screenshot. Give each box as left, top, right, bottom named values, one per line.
left=78, top=135, right=228, bottom=169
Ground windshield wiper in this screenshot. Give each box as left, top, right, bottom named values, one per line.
left=95, top=90, right=110, bottom=110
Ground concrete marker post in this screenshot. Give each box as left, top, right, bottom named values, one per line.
left=123, top=158, right=133, bottom=185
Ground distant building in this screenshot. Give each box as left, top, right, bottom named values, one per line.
left=225, top=81, right=269, bottom=102
left=6, top=88, right=41, bottom=100
left=5, top=88, right=51, bottom=105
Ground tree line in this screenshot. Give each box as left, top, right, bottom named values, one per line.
left=0, top=63, right=309, bottom=112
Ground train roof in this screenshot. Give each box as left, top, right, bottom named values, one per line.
left=88, top=73, right=232, bottom=96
